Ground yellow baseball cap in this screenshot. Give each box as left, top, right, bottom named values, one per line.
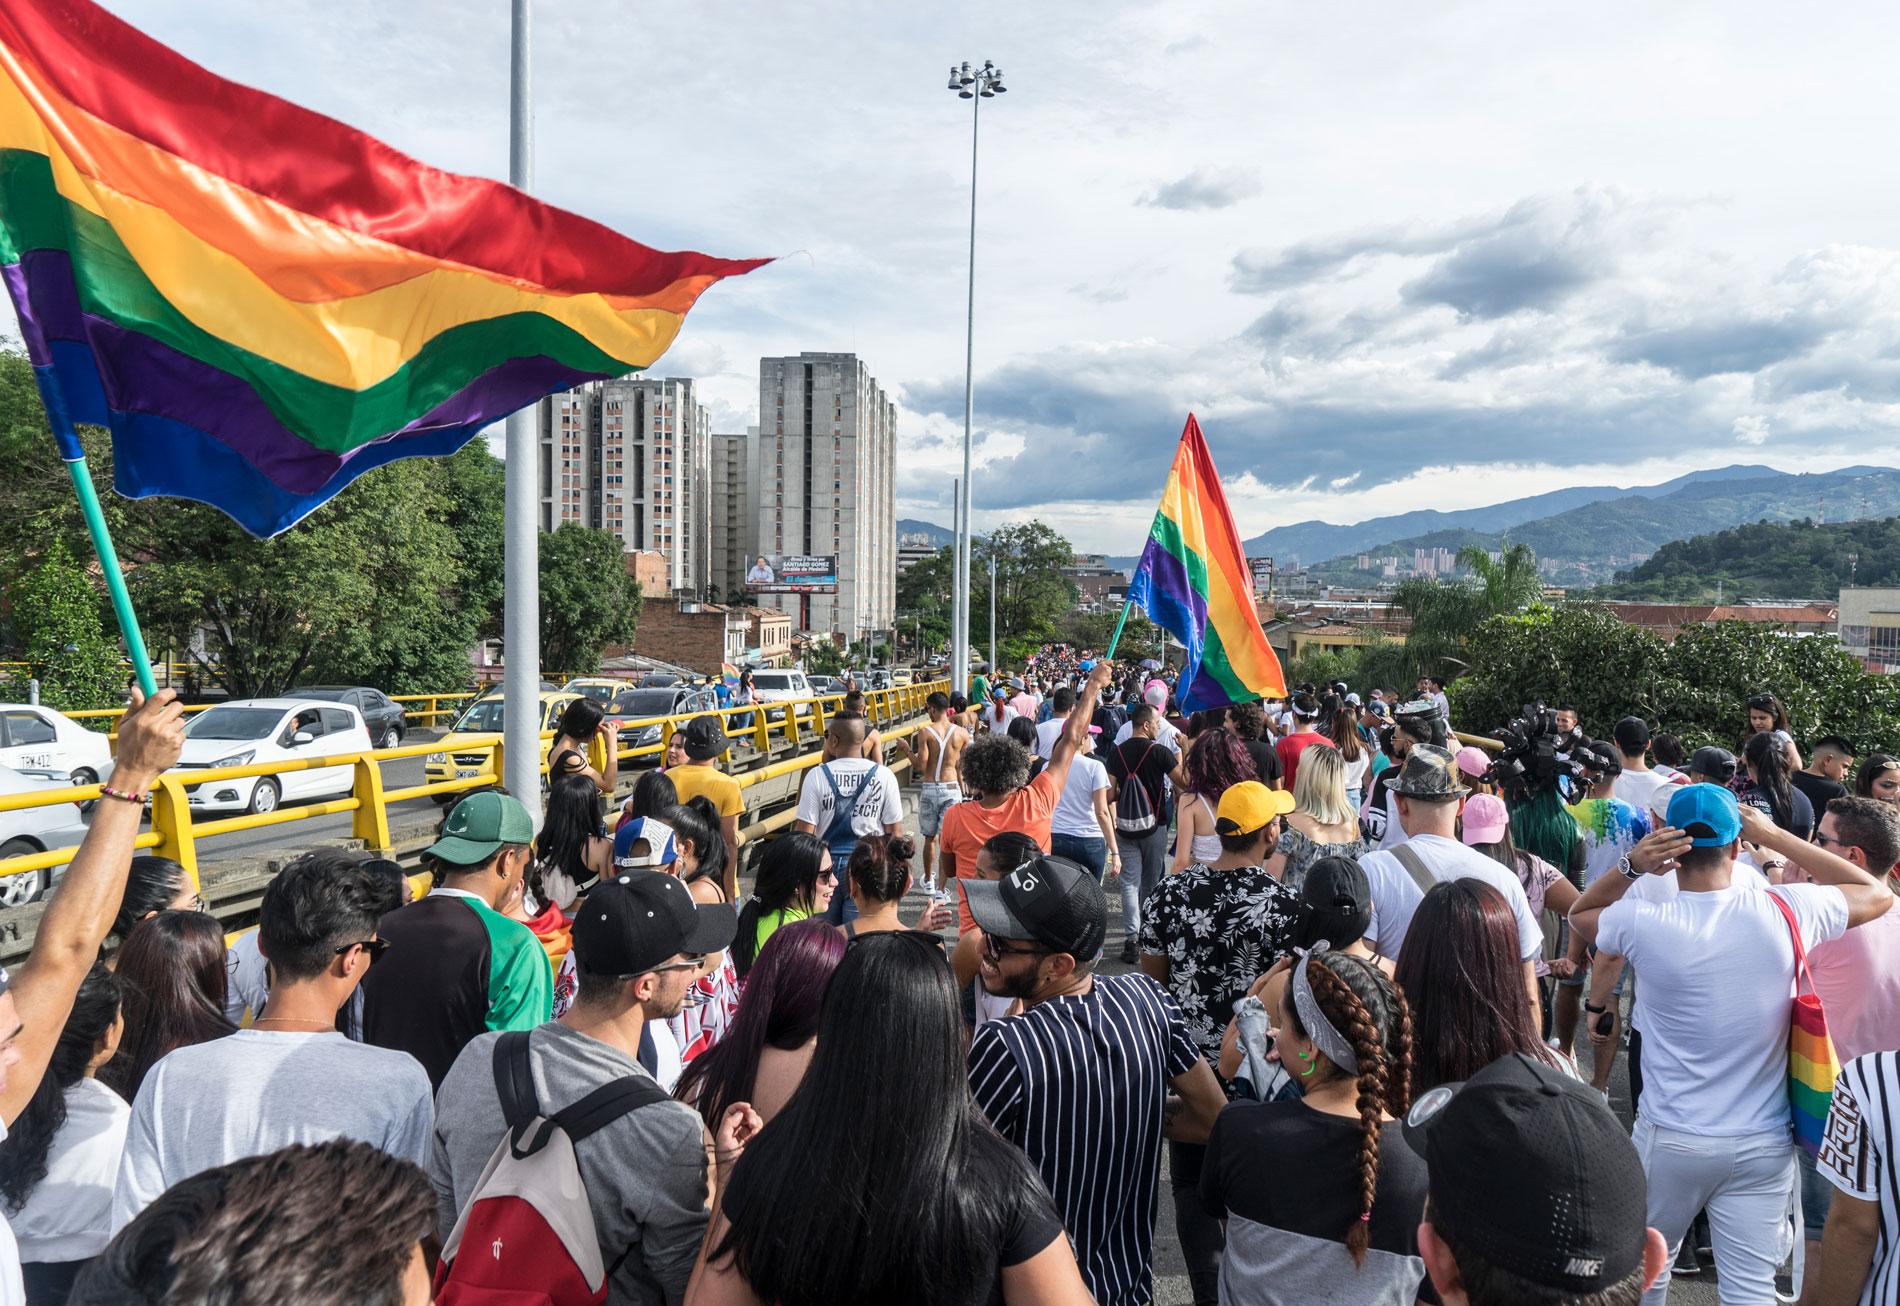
left=1215, top=780, right=1296, bottom=836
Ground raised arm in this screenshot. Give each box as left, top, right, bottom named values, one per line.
left=3, top=688, right=185, bottom=1125
left=1741, top=803, right=1894, bottom=928
left=1042, top=663, right=1112, bottom=792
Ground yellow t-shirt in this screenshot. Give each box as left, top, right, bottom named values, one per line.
left=669, top=762, right=746, bottom=819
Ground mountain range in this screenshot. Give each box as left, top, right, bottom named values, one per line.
left=896, top=517, right=956, bottom=548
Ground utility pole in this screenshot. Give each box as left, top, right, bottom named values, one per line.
left=988, top=547, right=998, bottom=675
left=501, top=0, right=542, bottom=823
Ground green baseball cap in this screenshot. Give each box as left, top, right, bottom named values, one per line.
left=425, top=791, right=535, bottom=866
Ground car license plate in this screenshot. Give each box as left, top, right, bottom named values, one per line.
left=456, top=769, right=479, bottom=779
left=19, top=753, right=51, bottom=770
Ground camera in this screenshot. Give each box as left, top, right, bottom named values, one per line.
left=1485, top=700, right=1586, bottom=800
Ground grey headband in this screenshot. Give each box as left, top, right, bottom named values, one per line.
left=1291, top=944, right=1357, bottom=1075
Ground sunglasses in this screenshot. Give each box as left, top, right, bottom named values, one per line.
left=981, top=932, right=1049, bottom=964
left=651, top=954, right=708, bottom=976
left=334, top=938, right=390, bottom=965
left=1746, top=695, right=1778, bottom=711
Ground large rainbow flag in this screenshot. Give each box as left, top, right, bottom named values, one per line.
left=0, top=0, right=765, bottom=536
left=1126, top=415, right=1286, bottom=711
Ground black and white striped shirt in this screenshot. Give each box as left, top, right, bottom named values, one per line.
left=1821, top=1050, right=1900, bottom=1306
left=967, top=973, right=1201, bottom=1306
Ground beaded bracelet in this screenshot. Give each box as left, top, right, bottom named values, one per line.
left=99, top=785, right=147, bottom=805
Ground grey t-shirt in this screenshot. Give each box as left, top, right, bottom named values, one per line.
left=430, top=1022, right=709, bottom=1306
left=113, top=1029, right=433, bottom=1230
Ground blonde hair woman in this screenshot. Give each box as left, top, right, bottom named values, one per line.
left=1264, top=743, right=1367, bottom=894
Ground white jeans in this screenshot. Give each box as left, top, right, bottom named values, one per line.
left=1634, top=1118, right=1796, bottom=1305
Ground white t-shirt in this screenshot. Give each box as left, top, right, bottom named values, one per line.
left=1052, top=754, right=1112, bottom=839
left=1613, top=768, right=1676, bottom=820
left=1597, top=882, right=1848, bottom=1135
left=113, top=1030, right=433, bottom=1231
left=1034, top=717, right=1071, bottom=760
left=982, top=705, right=1019, bottom=732
left=1115, top=718, right=1184, bottom=753
left=1360, top=833, right=1544, bottom=962
left=225, top=930, right=269, bottom=1025
left=794, top=758, right=903, bottom=849
left=0, top=1213, right=17, bottom=1306
left=9, top=1078, right=128, bottom=1263
left=1566, top=797, right=1651, bottom=887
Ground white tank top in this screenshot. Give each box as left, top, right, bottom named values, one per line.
left=1191, top=794, right=1223, bottom=863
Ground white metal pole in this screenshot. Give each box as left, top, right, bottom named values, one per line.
left=502, top=0, right=542, bottom=822
left=954, top=88, right=980, bottom=699
left=988, top=546, right=997, bottom=674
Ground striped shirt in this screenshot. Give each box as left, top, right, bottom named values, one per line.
left=967, top=973, right=1201, bottom=1306
left=1820, top=1051, right=1900, bottom=1306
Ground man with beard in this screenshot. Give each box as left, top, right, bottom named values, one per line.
left=965, top=856, right=1227, bottom=1306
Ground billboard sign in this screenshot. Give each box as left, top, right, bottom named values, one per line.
left=746, top=552, right=839, bottom=594
left=1248, top=556, right=1274, bottom=593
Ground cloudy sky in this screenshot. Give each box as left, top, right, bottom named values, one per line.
left=75, top=2, right=1900, bottom=550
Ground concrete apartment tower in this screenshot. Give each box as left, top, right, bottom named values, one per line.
left=537, top=376, right=711, bottom=596
left=751, top=353, right=896, bottom=642
left=709, top=428, right=753, bottom=603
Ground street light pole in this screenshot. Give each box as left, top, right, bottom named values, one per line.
left=946, top=60, right=1006, bottom=699
left=988, top=546, right=997, bottom=676
left=502, top=0, right=542, bottom=823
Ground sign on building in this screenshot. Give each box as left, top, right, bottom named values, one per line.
left=746, top=553, right=840, bottom=594
left=1248, top=556, right=1274, bottom=593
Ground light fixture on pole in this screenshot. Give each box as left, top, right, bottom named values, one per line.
left=944, top=58, right=1006, bottom=703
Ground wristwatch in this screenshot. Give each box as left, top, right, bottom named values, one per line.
left=1617, top=853, right=1642, bottom=881
left=1584, top=1001, right=1608, bottom=1014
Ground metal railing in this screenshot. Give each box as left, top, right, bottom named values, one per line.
left=0, top=681, right=948, bottom=891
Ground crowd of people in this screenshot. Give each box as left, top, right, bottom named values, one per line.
left=0, top=656, right=1896, bottom=1305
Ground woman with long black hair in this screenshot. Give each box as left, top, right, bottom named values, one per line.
left=0, top=964, right=125, bottom=1303
left=548, top=696, right=619, bottom=796
left=1741, top=729, right=1814, bottom=840
left=685, top=932, right=1090, bottom=1306
left=99, top=912, right=235, bottom=1103
left=532, top=773, right=613, bottom=911
left=730, top=833, right=834, bottom=978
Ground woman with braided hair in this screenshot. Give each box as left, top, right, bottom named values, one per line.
left=1199, top=945, right=1435, bottom=1304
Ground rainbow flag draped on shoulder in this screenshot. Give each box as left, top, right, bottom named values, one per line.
left=0, top=0, right=765, bottom=537
left=1125, top=415, right=1287, bottom=711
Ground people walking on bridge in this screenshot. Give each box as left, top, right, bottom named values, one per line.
left=792, top=717, right=903, bottom=927
left=669, top=716, right=745, bottom=896
left=902, top=692, right=968, bottom=894
left=112, top=850, right=432, bottom=1232
left=432, top=874, right=731, bottom=1306
left=361, top=791, right=551, bottom=1090
left=549, top=696, right=621, bottom=798
left=1105, top=702, right=1186, bottom=964
left=731, top=833, right=833, bottom=978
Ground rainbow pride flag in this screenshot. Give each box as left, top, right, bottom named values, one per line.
left=1126, top=415, right=1286, bottom=711
left=0, top=0, right=764, bottom=536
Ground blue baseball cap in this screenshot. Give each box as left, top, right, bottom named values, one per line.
left=1666, top=783, right=1741, bottom=847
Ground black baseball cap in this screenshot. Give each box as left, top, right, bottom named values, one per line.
left=1578, top=740, right=1623, bottom=776
left=1405, top=1053, right=1648, bottom=1295
left=1612, top=716, right=1650, bottom=753
left=961, top=854, right=1107, bottom=961
left=1687, top=745, right=1737, bottom=785
left=680, top=715, right=730, bottom=761
left=570, top=874, right=737, bottom=976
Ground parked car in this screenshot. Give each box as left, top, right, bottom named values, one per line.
left=0, top=763, right=90, bottom=908
left=295, top=686, right=409, bottom=749
left=424, top=690, right=579, bottom=799
left=748, top=669, right=814, bottom=722
left=637, top=672, right=685, bottom=689
left=807, top=676, right=847, bottom=697
left=563, top=676, right=633, bottom=705
left=603, top=685, right=721, bottom=755
left=174, top=698, right=374, bottom=816
left=0, top=703, right=115, bottom=789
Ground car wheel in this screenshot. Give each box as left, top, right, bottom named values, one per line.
left=0, top=838, right=48, bottom=907
left=380, top=726, right=402, bottom=750
left=70, top=767, right=99, bottom=814
left=248, top=778, right=280, bottom=816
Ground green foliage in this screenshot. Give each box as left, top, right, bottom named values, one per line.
left=538, top=522, right=641, bottom=675
left=1056, top=608, right=1158, bottom=660
left=1596, top=516, right=1900, bottom=601
left=974, top=521, right=1078, bottom=661
left=804, top=638, right=847, bottom=677
left=895, top=546, right=954, bottom=654
left=2, top=537, right=122, bottom=711
left=1287, top=634, right=1425, bottom=700
left=1451, top=604, right=1900, bottom=752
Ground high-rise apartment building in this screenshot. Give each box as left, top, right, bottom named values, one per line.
left=538, top=376, right=711, bottom=595
left=751, top=354, right=896, bottom=638
left=709, top=429, right=751, bottom=602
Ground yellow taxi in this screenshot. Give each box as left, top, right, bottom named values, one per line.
left=424, top=689, right=579, bottom=798
left=562, top=676, right=634, bottom=705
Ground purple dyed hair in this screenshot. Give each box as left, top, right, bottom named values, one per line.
left=674, top=918, right=846, bottom=1130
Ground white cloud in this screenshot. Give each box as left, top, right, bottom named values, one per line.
left=1733, top=415, right=1771, bottom=446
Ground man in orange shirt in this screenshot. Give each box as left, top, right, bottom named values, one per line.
left=944, top=661, right=1113, bottom=932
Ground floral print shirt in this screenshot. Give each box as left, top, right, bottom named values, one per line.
left=1138, top=865, right=1300, bottom=1068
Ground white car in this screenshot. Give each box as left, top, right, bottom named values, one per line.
left=174, top=698, right=373, bottom=815
left=748, top=669, right=814, bottom=722
left=0, top=763, right=90, bottom=908
left=0, top=703, right=115, bottom=789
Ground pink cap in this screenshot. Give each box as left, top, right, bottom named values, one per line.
left=1144, top=681, right=1169, bottom=708
left=1454, top=745, right=1492, bottom=779
left=1461, top=793, right=1510, bottom=846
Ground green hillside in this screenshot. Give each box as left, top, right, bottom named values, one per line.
left=1592, top=516, right=1900, bottom=601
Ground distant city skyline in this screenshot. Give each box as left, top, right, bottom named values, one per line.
left=34, top=2, right=1900, bottom=552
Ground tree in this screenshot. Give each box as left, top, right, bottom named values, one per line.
left=1055, top=608, right=1159, bottom=660
left=1394, top=544, right=1548, bottom=685
left=973, top=521, right=1078, bottom=665
left=804, top=638, right=847, bottom=677
left=895, top=546, right=954, bottom=654
left=1457, top=543, right=1543, bottom=615
left=538, top=522, right=641, bottom=675
left=2, top=538, right=122, bottom=711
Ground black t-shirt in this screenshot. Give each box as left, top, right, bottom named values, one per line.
left=1791, top=770, right=1846, bottom=819
left=1742, top=781, right=1816, bottom=841
left=1106, top=737, right=1180, bottom=826
left=1202, top=1100, right=1436, bottom=1304
left=1241, top=737, right=1283, bottom=788
left=721, top=1125, right=1063, bottom=1306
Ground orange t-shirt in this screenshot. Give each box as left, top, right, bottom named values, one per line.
left=942, top=770, right=1061, bottom=932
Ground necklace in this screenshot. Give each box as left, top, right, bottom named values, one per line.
left=251, top=1016, right=333, bottom=1033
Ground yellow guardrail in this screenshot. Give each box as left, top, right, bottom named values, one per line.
left=0, top=680, right=949, bottom=893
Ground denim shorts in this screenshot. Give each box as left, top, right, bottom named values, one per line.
left=917, top=783, right=961, bottom=837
